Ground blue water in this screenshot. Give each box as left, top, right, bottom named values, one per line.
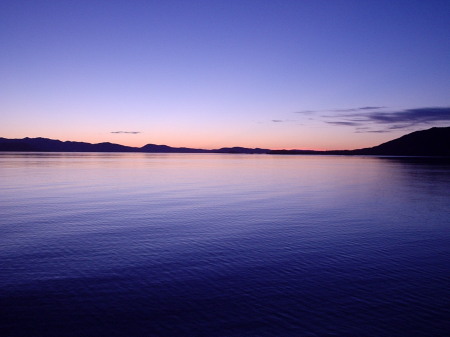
left=1, top=153, right=449, bottom=336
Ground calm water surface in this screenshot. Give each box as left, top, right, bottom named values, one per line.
left=1, top=153, right=449, bottom=336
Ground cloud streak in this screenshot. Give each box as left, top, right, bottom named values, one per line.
left=271, top=119, right=298, bottom=123
left=111, top=131, right=141, bottom=134
left=326, top=121, right=361, bottom=126
left=325, top=106, right=450, bottom=132
left=331, top=106, right=386, bottom=112
left=363, top=107, right=450, bottom=124
left=293, top=110, right=316, bottom=114
left=294, top=106, right=386, bottom=114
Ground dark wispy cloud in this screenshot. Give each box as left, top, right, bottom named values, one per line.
left=359, top=106, right=385, bottom=110
left=111, top=131, right=141, bottom=134
left=294, top=106, right=385, bottom=114
left=326, top=121, right=361, bottom=126
left=355, top=129, right=390, bottom=133
left=331, top=106, right=386, bottom=112
left=272, top=119, right=284, bottom=123
left=354, top=126, right=390, bottom=133
left=363, top=107, right=450, bottom=124
left=326, top=106, right=450, bottom=132
left=291, top=106, right=450, bottom=132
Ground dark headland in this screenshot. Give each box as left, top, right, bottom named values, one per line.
left=0, top=126, right=449, bottom=156
left=270, top=126, right=450, bottom=156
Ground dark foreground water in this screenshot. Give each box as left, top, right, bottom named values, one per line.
left=1, top=153, right=449, bottom=337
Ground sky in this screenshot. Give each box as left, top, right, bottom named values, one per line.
left=1, top=0, right=449, bottom=150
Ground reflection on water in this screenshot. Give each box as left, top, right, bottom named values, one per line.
left=1, top=153, right=449, bottom=337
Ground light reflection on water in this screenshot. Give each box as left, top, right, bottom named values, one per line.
left=1, top=153, right=449, bottom=336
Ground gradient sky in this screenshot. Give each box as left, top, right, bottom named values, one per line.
left=1, top=0, right=449, bottom=150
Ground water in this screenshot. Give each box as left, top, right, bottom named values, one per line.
left=1, top=153, right=449, bottom=337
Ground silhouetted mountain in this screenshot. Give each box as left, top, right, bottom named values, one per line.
left=140, top=145, right=270, bottom=154
left=213, top=147, right=269, bottom=154
left=268, top=149, right=320, bottom=155
left=0, top=138, right=37, bottom=151
left=0, top=138, right=136, bottom=152
left=351, top=127, right=450, bottom=156
left=268, top=127, right=450, bottom=156
left=141, top=144, right=209, bottom=153
left=0, top=137, right=270, bottom=154
left=1, top=127, right=449, bottom=155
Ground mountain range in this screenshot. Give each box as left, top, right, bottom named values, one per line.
left=0, top=137, right=267, bottom=154
left=0, top=126, right=449, bottom=156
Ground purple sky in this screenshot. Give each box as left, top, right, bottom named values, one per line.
left=1, top=0, right=449, bottom=150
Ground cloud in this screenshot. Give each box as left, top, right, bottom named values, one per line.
left=111, top=131, right=141, bottom=134
left=325, top=106, right=450, bottom=132
left=359, top=106, right=385, bottom=110
left=293, top=110, right=316, bottom=114
left=332, top=106, right=386, bottom=112
left=355, top=129, right=390, bottom=133
left=271, top=119, right=298, bottom=123
left=325, top=121, right=361, bottom=126
left=293, top=106, right=385, bottom=114
left=292, top=106, right=450, bottom=132
left=364, top=107, right=450, bottom=124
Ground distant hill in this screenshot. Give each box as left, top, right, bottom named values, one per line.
left=1, top=126, right=449, bottom=156
left=140, top=144, right=209, bottom=153
left=213, top=147, right=269, bottom=154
